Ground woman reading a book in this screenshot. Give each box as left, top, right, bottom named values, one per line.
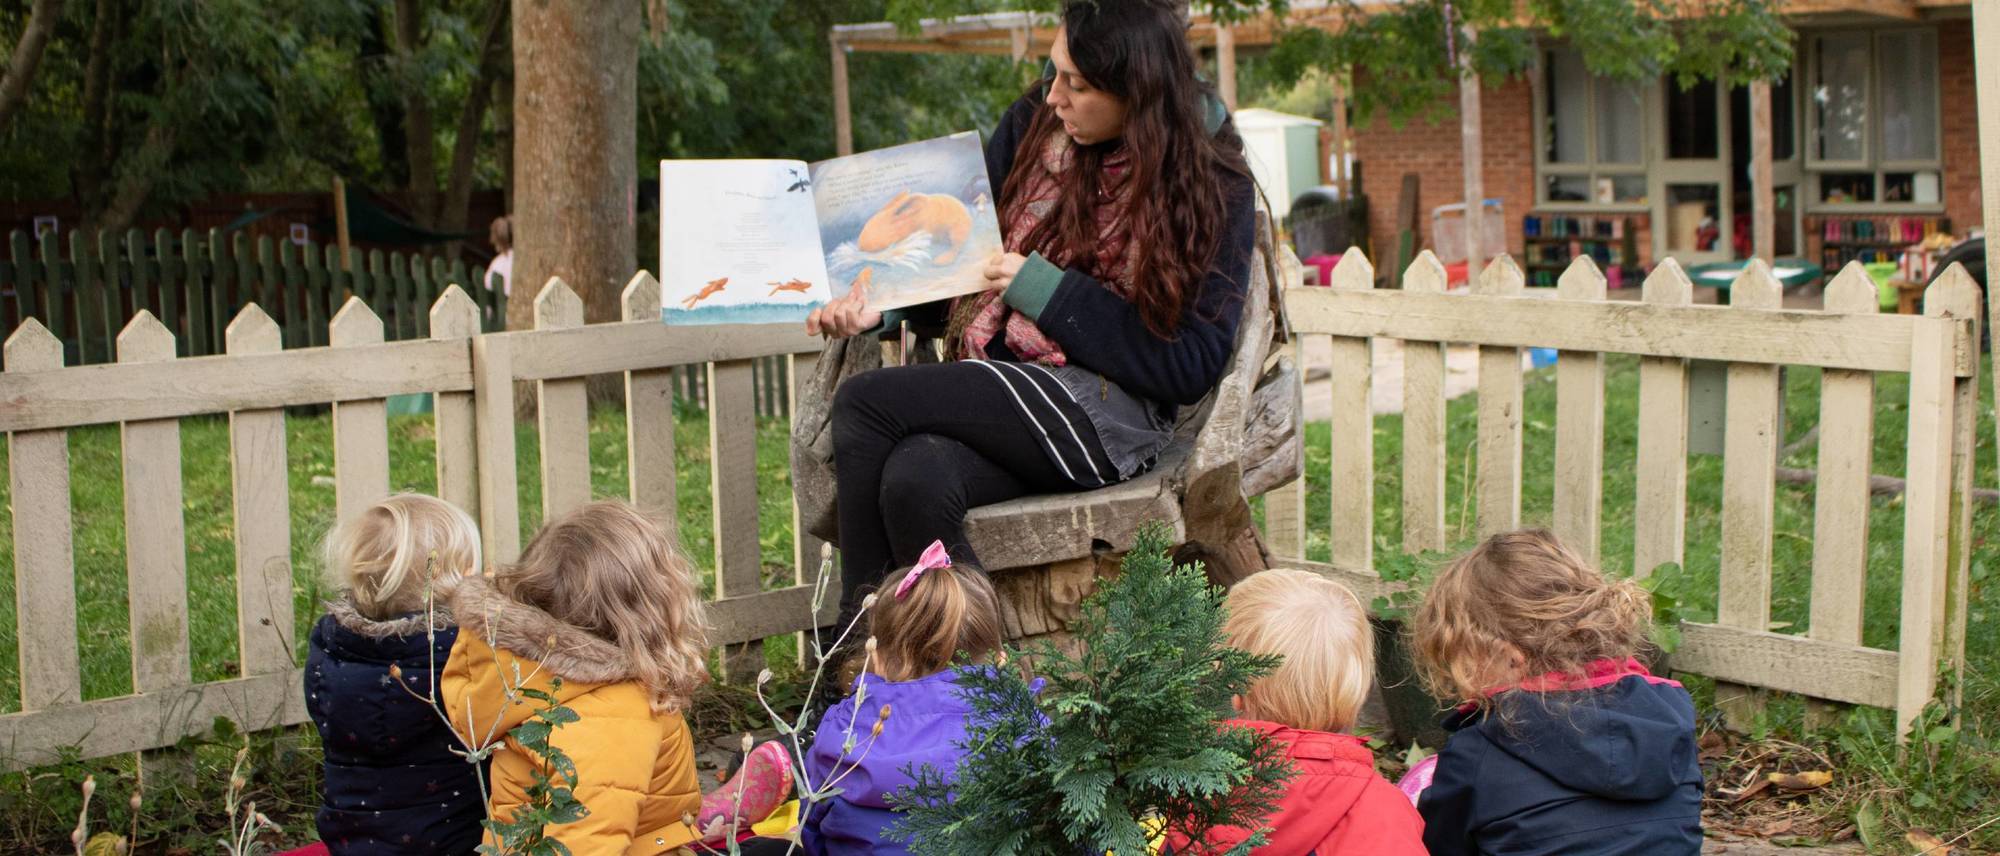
left=806, top=0, right=1256, bottom=624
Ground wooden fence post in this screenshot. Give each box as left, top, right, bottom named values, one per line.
left=1805, top=264, right=1879, bottom=726
left=226, top=305, right=295, bottom=676
left=41, top=230, right=70, bottom=364
left=1473, top=256, right=1524, bottom=538
left=623, top=273, right=678, bottom=538
left=329, top=298, right=391, bottom=526
left=117, top=311, right=194, bottom=782
left=255, top=236, right=279, bottom=327
left=535, top=279, right=592, bottom=520
left=472, top=326, right=523, bottom=565
left=1400, top=251, right=1449, bottom=555
left=128, top=229, right=154, bottom=320
left=155, top=230, right=180, bottom=355
left=1811, top=265, right=1878, bottom=646
left=303, top=240, right=329, bottom=348
left=1924, top=266, right=1982, bottom=716
left=1326, top=247, right=1374, bottom=570
left=1552, top=257, right=1607, bottom=566
left=432, top=287, right=484, bottom=524
left=1717, top=260, right=1784, bottom=729
left=710, top=355, right=763, bottom=681
left=6, top=320, right=81, bottom=710
left=1897, top=315, right=1958, bottom=740
left=1632, top=260, right=1693, bottom=580
left=10, top=231, right=39, bottom=326
left=71, top=230, right=109, bottom=365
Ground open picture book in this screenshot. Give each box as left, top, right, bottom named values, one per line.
left=658, top=131, right=1004, bottom=325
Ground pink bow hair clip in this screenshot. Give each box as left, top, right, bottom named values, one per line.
left=895, top=540, right=952, bottom=599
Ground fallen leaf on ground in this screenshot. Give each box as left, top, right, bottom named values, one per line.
left=1906, top=829, right=1949, bottom=855
left=1731, top=777, right=1774, bottom=803
left=1698, top=731, right=1728, bottom=760
left=1767, top=770, right=1833, bottom=791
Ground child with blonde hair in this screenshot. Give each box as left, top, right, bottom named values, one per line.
left=797, top=540, right=1006, bottom=856
left=442, top=500, right=712, bottom=854
left=306, top=493, right=484, bottom=854
left=1164, top=568, right=1426, bottom=855
left=1411, top=529, right=1701, bottom=856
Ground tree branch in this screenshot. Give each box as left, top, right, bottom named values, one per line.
left=76, top=0, right=116, bottom=206
left=0, top=0, right=65, bottom=135
left=439, top=0, right=508, bottom=247
left=93, top=118, right=178, bottom=236
left=1775, top=466, right=1998, bottom=505
left=395, top=0, right=439, bottom=225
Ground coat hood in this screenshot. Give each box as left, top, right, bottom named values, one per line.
left=1446, top=659, right=1697, bottom=801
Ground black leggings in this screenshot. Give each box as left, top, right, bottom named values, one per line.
left=829, top=360, right=1117, bottom=613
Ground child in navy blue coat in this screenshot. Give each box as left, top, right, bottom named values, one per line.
left=1410, top=529, right=1703, bottom=856
left=305, top=494, right=485, bottom=854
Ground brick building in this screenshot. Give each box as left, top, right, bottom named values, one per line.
left=1351, top=7, right=1982, bottom=286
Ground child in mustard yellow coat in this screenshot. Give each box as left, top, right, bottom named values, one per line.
left=443, top=501, right=710, bottom=855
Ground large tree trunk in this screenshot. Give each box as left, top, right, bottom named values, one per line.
left=395, top=0, right=440, bottom=225
left=510, top=0, right=637, bottom=338
left=0, top=0, right=62, bottom=135
left=439, top=0, right=509, bottom=259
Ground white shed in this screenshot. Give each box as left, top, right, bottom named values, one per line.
left=1233, top=108, right=1323, bottom=220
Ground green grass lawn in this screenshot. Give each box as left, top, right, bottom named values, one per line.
left=1283, top=353, right=1999, bottom=703
left=0, top=403, right=802, bottom=710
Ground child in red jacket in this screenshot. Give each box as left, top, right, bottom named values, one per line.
left=1167, top=569, right=1426, bottom=856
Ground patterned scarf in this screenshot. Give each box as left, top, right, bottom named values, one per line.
left=950, top=129, right=1139, bottom=364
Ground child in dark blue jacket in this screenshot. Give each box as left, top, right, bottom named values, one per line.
left=1410, top=529, right=1703, bottom=856
left=305, top=494, right=485, bottom=855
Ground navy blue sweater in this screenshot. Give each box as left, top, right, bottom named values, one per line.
left=893, top=91, right=1256, bottom=409
left=305, top=604, right=484, bottom=855
left=1418, top=668, right=1704, bottom=856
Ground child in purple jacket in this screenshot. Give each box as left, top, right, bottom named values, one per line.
left=801, top=541, right=1005, bottom=856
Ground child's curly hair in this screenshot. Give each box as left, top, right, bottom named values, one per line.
left=324, top=493, right=481, bottom=620
left=1411, top=529, right=1652, bottom=709
left=499, top=501, right=709, bottom=712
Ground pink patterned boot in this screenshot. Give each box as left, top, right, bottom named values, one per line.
left=698, top=740, right=795, bottom=844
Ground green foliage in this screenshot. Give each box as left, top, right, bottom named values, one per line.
left=1831, top=693, right=2000, bottom=850
left=887, top=524, right=1294, bottom=855
left=0, top=721, right=323, bottom=852
left=1637, top=562, right=1717, bottom=655
left=479, top=679, right=589, bottom=856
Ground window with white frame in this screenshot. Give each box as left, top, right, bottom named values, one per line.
left=1808, top=29, right=1941, bottom=206
left=1538, top=48, right=1647, bottom=206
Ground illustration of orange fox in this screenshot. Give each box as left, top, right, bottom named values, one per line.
left=682, top=277, right=728, bottom=309
left=857, top=191, right=973, bottom=265
left=767, top=278, right=814, bottom=296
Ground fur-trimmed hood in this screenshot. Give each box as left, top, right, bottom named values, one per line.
left=325, top=593, right=452, bottom=639
left=443, top=573, right=635, bottom=685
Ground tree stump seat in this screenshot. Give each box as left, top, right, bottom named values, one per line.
left=956, top=212, right=1303, bottom=643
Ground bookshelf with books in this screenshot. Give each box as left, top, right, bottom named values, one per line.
left=1521, top=213, right=1642, bottom=288
left=1811, top=215, right=1950, bottom=274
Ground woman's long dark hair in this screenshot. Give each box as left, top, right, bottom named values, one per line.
left=1000, top=0, right=1251, bottom=340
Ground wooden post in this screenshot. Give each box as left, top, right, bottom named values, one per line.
left=832, top=33, right=854, bottom=156
left=333, top=176, right=353, bottom=273
left=1332, top=71, right=1350, bottom=199
left=1011, top=24, right=1030, bottom=62
left=1458, top=28, right=1485, bottom=275
left=1975, top=0, right=1999, bottom=468
left=1215, top=25, right=1237, bottom=112
left=1750, top=79, right=1775, bottom=262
